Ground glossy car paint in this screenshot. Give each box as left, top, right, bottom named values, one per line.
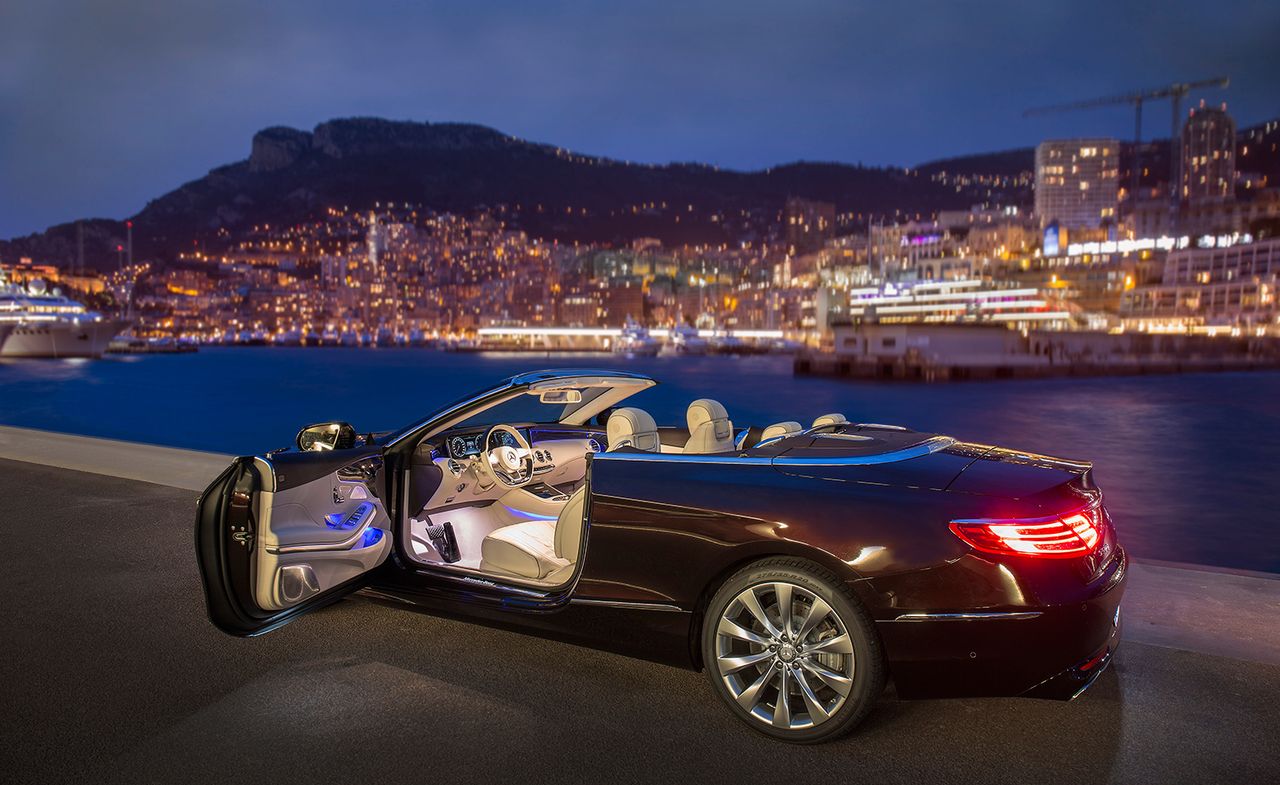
left=197, top=370, right=1126, bottom=701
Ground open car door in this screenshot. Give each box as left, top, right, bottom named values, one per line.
left=196, top=449, right=393, bottom=636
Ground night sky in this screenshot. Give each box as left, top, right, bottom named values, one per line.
left=2, top=0, right=1277, bottom=238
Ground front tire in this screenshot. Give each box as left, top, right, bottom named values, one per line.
left=701, top=557, right=885, bottom=743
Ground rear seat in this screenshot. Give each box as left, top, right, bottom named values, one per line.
left=741, top=420, right=803, bottom=448
left=811, top=413, right=848, bottom=429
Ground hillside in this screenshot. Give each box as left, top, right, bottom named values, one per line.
left=4, top=115, right=1277, bottom=271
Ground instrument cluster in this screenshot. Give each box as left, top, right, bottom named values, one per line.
left=446, top=428, right=525, bottom=459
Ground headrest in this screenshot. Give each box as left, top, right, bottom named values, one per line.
left=812, top=413, right=848, bottom=429
left=687, top=399, right=729, bottom=433
left=761, top=421, right=802, bottom=442
left=607, top=407, right=659, bottom=452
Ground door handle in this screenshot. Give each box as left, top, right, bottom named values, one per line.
left=338, top=456, right=383, bottom=482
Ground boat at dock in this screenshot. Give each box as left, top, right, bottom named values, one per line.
left=612, top=318, right=660, bottom=356
left=668, top=322, right=709, bottom=355
left=106, top=335, right=198, bottom=354
left=0, top=276, right=126, bottom=359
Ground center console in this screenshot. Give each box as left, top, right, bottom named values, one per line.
left=521, top=482, right=570, bottom=502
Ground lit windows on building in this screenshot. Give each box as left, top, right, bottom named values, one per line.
left=1035, top=139, right=1120, bottom=232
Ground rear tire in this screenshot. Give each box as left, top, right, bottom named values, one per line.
left=701, top=557, right=885, bottom=743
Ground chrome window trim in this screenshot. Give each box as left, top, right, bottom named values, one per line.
left=889, top=611, right=1044, bottom=622
left=594, top=452, right=774, bottom=465
left=774, top=436, right=956, bottom=466
left=596, top=435, right=955, bottom=467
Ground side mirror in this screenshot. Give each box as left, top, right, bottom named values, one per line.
left=296, top=422, right=357, bottom=452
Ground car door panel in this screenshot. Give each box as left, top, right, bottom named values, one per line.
left=197, top=451, right=392, bottom=635
left=250, top=456, right=392, bottom=611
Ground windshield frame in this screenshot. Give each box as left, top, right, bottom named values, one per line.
left=382, top=368, right=656, bottom=449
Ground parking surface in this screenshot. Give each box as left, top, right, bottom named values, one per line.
left=2, top=458, right=1277, bottom=785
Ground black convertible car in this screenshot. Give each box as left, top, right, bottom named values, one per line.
left=197, top=369, right=1126, bottom=743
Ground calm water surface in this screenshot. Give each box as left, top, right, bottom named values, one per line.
left=3, top=348, right=1277, bottom=573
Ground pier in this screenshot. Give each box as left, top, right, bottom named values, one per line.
left=798, top=323, right=1280, bottom=381
left=1, top=426, right=1276, bottom=784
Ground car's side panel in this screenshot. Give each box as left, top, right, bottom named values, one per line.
left=582, top=451, right=990, bottom=611
left=359, top=578, right=696, bottom=668
left=579, top=450, right=1124, bottom=693
left=873, top=548, right=1126, bottom=698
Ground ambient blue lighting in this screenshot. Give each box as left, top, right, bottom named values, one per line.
left=502, top=504, right=558, bottom=521
left=326, top=501, right=374, bottom=530
left=359, top=527, right=384, bottom=548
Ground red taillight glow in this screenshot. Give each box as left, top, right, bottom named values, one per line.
left=950, top=503, right=1104, bottom=558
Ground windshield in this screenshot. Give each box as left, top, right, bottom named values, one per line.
left=383, top=370, right=657, bottom=447
left=452, top=387, right=610, bottom=429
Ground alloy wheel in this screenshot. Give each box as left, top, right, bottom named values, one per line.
left=713, top=580, right=856, bottom=731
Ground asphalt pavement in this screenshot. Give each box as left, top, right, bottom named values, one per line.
left=1, top=456, right=1277, bottom=785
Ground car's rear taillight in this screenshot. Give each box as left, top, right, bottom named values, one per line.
left=950, top=502, right=1104, bottom=558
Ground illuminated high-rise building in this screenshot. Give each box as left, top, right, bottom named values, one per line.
left=1181, top=102, right=1236, bottom=205
left=784, top=197, right=835, bottom=254
left=1034, top=139, right=1119, bottom=231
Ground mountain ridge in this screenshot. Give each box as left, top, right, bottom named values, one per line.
left=5, top=115, right=1276, bottom=271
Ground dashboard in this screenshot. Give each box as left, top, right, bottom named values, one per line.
left=445, top=428, right=526, bottom=459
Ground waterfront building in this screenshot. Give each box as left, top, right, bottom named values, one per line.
left=1035, top=139, right=1120, bottom=232
left=827, top=279, right=1073, bottom=331
left=1121, top=236, right=1280, bottom=334
left=1181, top=103, right=1236, bottom=205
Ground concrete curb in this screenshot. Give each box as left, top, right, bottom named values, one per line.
left=0, top=425, right=233, bottom=492
left=3, top=424, right=1278, bottom=666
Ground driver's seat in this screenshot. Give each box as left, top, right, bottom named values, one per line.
left=479, top=487, right=586, bottom=584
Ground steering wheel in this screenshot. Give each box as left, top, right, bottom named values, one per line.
left=478, top=424, right=534, bottom=488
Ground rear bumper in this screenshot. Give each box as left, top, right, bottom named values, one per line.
left=1021, top=605, right=1121, bottom=700
left=872, top=547, right=1128, bottom=700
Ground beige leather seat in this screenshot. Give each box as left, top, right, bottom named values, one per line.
left=759, top=420, right=802, bottom=443
left=480, top=487, right=586, bottom=584
left=812, top=413, right=848, bottom=429
left=606, top=407, right=660, bottom=451
left=479, top=407, right=661, bottom=583
left=684, top=398, right=735, bottom=454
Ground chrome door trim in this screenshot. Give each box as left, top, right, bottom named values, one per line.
left=272, top=519, right=374, bottom=554
left=569, top=598, right=686, bottom=613
left=773, top=436, right=956, bottom=466
left=889, top=611, right=1044, bottom=622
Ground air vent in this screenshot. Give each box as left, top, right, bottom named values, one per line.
left=587, top=438, right=603, bottom=453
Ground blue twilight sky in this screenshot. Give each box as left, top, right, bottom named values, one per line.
left=1, top=0, right=1277, bottom=239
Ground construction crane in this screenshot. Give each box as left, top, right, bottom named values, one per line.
left=1024, top=77, right=1230, bottom=211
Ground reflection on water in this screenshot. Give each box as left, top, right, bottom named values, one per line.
left=2, top=348, right=1277, bottom=573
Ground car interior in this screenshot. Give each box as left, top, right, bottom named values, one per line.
left=403, top=375, right=851, bottom=589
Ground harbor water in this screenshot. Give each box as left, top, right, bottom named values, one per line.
left=2, top=348, right=1277, bottom=574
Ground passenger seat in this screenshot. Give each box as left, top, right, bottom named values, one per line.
left=479, top=487, right=585, bottom=584
left=683, top=399, right=735, bottom=454
left=606, top=407, right=660, bottom=451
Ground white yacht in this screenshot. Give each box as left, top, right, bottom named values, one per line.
left=612, top=317, right=660, bottom=356
left=0, top=276, right=126, bottom=359
left=669, top=322, right=709, bottom=355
